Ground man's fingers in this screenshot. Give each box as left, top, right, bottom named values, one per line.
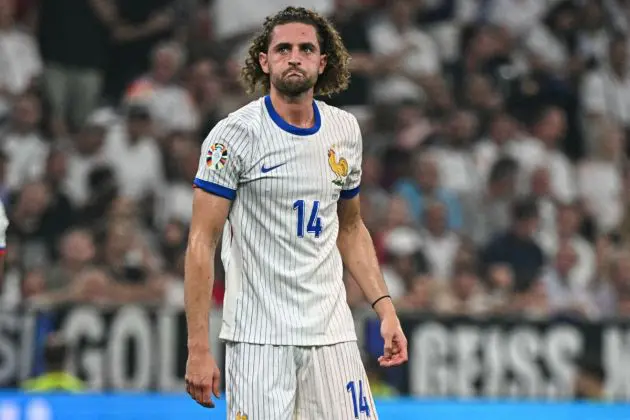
left=196, top=384, right=215, bottom=408
left=383, top=334, right=393, bottom=358
left=186, top=379, right=215, bottom=408
left=393, top=335, right=408, bottom=360
left=378, top=354, right=406, bottom=367
left=212, top=369, right=221, bottom=398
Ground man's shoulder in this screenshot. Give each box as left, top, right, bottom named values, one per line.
left=317, top=100, right=358, bottom=122
left=215, top=97, right=263, bottom=127
left=317, top=101, right=361, bottom=137
left=209, top=98, right=266, bottom=141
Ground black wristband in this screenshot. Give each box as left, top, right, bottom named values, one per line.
left=371, top=295, right=391, bottom=309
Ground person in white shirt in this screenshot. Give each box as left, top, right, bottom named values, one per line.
left=64, top=109, right=113, bottom=207
left=581, top=35, right=630, bottom=153
left=487, top=0, right=550, bottom=39
left=420, top=200, right=460, bottom=283
left=508, top=106, right=576, bottom=202
left=577, top=119, right=624, bottom=234
left=1, top=93, right=48, bottom=190
left=536, top=202, right=596, bottom=290
left=541, top=241, right=597, bottom=318
left=102, top=104, right=164, bottom=202
left=0, top=0, right=42, bottom=120
left=124, top=41, right=199, bottom=136
left=184, top=7, right=407, bottom=419
left=367, top=0, right=440, bottom=103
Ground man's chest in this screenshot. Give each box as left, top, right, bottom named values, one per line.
left=240, top=132, right=355, bottom=202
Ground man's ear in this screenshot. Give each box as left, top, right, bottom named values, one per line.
left=259, top=52, right=269, bottom=74
left=319, top=54, right=327, bottom=75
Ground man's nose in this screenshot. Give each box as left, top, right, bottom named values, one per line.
left=288, top=48, right=301, bottom=65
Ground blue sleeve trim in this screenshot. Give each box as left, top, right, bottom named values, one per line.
left=193, top=178, right=236, bottom=200
left=340, top=186, right=360, bottom=199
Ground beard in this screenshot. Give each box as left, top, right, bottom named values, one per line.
left=270, top=67, right=317, bottom=97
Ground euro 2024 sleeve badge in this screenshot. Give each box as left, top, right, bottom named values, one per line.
left=206, top=143, right=228, bottom=171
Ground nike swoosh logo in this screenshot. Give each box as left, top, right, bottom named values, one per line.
left=261, top=163, right=286, bottom=173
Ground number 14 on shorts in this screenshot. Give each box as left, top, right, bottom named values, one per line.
left=346, top=380, right=370, bottom=418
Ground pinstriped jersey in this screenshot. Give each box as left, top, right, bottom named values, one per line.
left=193, top=96, right=362, bottom=346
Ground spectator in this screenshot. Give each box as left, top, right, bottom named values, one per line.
left=368, top=0, right=441, bottom=103
left=1, top=92, right=48, bottom=190
left=467, top=156, right=518, bottom=245
left=577, top=120, right=625, bottom=233
left=64, top=109, right=113, bottom=208
left=575, top=0, right=610, bottom=69
left=430, top=109, right=483, bottom=199
left=43, top=228, right=96, bottom=294
left=21, top=334, right=85, bottom=392
left=537, top=202, right=596, bottom=289
left=581, top=35, right=630, bottom=148
left=435, top=264, right=490, bottom=316
left=523, top=0, right=580, bottom=79
left=380, top=226, right=429, bottom=302
left=419, top=200, right=461, bottom=283
left=541, top=240, right=596, bottom=319
left=473, top=112, right=520, bottom=185
left=487, top=0, right=549, bottom=39
left=518, top=106, right=576, bottom=203
left=482, top=197, right=546, bottom=293
left=102, top=104, right=164, bottom=208
left=37, top=0, right=115, bottom=136
left=124, top=41, right=199, bottom=136
left=0, top=0, right=42, bottom=121
left=185, top=58, right=223, bottom=140
left=394, top=153, right=462, bottom=229
left=104, top=0, right=177, bottom=103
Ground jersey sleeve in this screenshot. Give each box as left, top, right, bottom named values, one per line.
left=193, top=117, right=250, bottom=200
left=340, top=116, right=363, bottom=199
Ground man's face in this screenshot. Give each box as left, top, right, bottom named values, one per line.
left=259, top=22, right=327, bottom=97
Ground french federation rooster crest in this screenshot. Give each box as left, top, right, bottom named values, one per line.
left=328, top=146, right=348, bottom=187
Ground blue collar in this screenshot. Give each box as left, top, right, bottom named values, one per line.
left=264, top=95, right=321, bottom=136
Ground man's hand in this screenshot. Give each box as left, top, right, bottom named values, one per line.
left=185, top=350, right=221, bottom=408
left=378, top=315, right=408, bottom=367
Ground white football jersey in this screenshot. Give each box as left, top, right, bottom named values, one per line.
left=194, top=96, right=362, bottom=346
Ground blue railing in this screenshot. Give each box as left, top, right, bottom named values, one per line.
left=1, top=393, right=630, bottom=420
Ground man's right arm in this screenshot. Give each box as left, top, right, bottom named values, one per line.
left=184, top=188, right=230, bottom=354
left=184, top=116, right=249, bottom=408
left=184, top=117, right=249, bottom=355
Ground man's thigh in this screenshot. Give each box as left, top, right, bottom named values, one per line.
left=296, top=341, right=378, bottom=420
left=225, top=342, right=297, bottom=420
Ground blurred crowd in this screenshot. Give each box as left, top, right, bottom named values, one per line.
left=1, top=0, right=630, bottom=321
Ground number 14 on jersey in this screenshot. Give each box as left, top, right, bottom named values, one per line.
left=293, top=200, right=322, bottom=238
left=346, top=380, right=371, bottom=418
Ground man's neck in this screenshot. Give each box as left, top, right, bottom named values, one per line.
left=269, top=89, right=314, bottom=129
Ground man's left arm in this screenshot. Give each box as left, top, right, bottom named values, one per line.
left=337, top=195, right=408, bottom=367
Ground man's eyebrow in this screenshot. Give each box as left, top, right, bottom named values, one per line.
left=272, top=41, right=318, bottom=50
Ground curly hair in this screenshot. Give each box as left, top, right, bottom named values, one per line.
left=240, top=6, right=351, bottom=97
